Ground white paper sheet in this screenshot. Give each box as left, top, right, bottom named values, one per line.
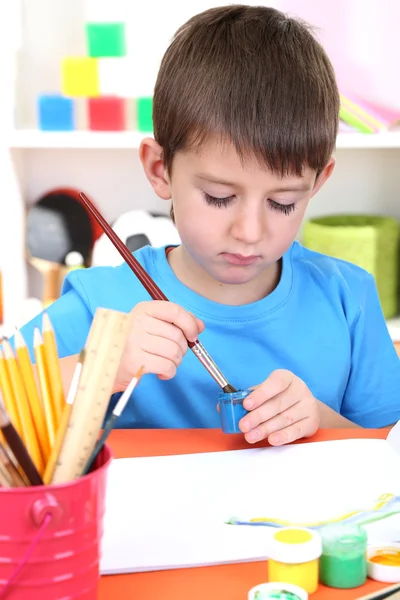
left=100, top=429, right=400, bottom=575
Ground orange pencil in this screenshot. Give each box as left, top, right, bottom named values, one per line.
left=33, top=328, right=56, bottom=448
left=42, top=313, right=64, bottom=427
left=0, top=347, right=23, bottom=437
left=15, top=329, right=50, bottom=464
left=2, top=340, right=44, bottom=474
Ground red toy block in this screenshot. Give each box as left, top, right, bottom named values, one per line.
left=88, top=96, right=126, bottom=131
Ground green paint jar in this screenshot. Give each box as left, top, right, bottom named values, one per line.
left=319, top=524, right=367, bottom=588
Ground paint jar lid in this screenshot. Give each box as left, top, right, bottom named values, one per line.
left=268, top=527, right=322, bottom=564
left=367, top=543, right=400, bottom=583
left=218, top=389, right=250, bottom=405
left=248, top=581, right=308, bottom=600
left=320, top=524, right=367, bottom=556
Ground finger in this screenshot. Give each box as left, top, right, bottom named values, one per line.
left=195, top=317, right=205, bottom=333
left=142, top=353, right=177, bottom=380
left=240, top=389, right=299, bottom=433
left=144, top=317, right=188, bottom=356
left=145, top=302, right=202, bottom=342
left=267, top=416, right=319, bottom=446
left=243, top=404, right=317, bottom=445
left=142, top=335, right=183, bottom=367
left=243, top=370, right=294, bottom=409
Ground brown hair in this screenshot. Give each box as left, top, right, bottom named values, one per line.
left=153, top=4, right=339, bottom=182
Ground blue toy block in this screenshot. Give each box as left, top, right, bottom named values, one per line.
left=37, top=94, right=75, bottom=131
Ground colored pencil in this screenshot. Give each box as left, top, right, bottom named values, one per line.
left=1, top=339, right=44, bottom=474
left=42, top=313, right=65, bottom=427
left=33, top=328, right=56, bottom=447
left=14, top=328, right=50, bottom=463
left=0, top=392, right=43, bottom=486
left=0, top=347, right=23, bottom=437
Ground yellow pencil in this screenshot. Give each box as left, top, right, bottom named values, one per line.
left=0, top=347, right=23, bottom=437
left=15, top=329, right=50, bottom=464
left=42, top=313, right=64, bottom=427
left=33, top=328, right=56, bottom=448
left=44, top=351, right=84, bottom=485
left=2, top=340, right=44, bottom=474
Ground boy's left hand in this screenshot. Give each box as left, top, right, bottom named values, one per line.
left=239, top=370, right=320, bottom=445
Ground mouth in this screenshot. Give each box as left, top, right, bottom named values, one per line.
left=221, top=253, right=260, bottom=266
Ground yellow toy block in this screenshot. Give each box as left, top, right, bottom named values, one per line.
left=61, top=57, right=100, bottom=97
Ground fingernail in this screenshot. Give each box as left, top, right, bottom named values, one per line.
left=244, top=398, right=254, bottom=410
left=269, top=434, right=282, bottom=445
left=249, top=430, right=261, bottom=442
left=241, top=419, right=251, bottom=432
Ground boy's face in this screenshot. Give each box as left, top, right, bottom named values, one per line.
left=141, top=136, right=334, bottom=295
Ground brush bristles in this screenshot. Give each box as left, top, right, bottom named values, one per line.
left=222, top=383, right=237, bottom=394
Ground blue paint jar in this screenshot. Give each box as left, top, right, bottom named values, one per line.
left=218, top=389, right=250, bottom=434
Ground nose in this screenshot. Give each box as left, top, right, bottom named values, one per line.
left=230, top=202, right=264, bottom=245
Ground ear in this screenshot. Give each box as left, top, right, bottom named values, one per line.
left=139, top=137, right=172, bottom=200
left=310, top=156, right=335, bottom=198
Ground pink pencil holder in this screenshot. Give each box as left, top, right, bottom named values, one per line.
left=0, top=445, right=112, bottom=600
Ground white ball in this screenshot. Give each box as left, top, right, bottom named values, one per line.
left=91, top=210, right=181, bottom=267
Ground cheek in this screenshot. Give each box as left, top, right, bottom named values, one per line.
left=268, top=212, right=303, bottom=251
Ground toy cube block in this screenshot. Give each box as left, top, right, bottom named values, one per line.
left=137, top=97, right=153, bottom=132
left=62, top=57, right=99, bottom=97
left=86, top=22, right=126, bottom=57
left=88, top=96, right=126, bottom=130
left=37, top=95, right=75, bottom=131
left=98, top=58, right=135, bottom=97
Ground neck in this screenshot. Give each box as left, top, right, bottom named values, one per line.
left=167, top=246, right=281, bottom=305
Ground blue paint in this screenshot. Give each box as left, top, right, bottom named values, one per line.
left=218, top=389, right=249, bottom=434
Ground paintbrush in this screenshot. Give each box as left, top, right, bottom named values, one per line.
left=78, top=192, right=237, bottom=394
left=0, top=392, right=43, bottom=486
left=82, top=366, right=144, bottom=475
left=356, top=583, right=400, bottom=599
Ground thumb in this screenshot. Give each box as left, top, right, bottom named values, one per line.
left=195, top=317, right=205, bottom=333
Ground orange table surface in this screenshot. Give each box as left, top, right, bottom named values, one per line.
left=99, top=428, right=391, bottom=600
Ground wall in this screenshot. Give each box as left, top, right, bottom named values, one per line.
left=4, top=0, right=400, bottom=326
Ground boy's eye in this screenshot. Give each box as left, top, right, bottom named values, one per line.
left=268, top=199, right=296, bottom=215
left=202, top=192, right=233, bottom=208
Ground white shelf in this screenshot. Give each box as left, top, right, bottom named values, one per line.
left=336, top=131, right=400, bottom=149
left=8, top=129, right=400, bottom=150
left=9, top=129, right=150, bottom=149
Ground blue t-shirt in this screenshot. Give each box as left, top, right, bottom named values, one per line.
left=18, top=242, right=400, bottom=428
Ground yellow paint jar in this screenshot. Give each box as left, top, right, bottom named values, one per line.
left=267, top=527, right=322, bottom=594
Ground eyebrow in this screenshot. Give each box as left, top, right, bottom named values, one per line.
left=195, top=173, right=312, bottom=193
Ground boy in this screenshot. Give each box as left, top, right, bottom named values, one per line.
left=19, top=5, right=400, bottom=445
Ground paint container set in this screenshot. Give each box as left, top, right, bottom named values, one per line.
left=247, top=524, right=400, bottom=599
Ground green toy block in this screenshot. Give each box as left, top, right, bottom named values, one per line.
left=86, top=22, right=126, bottom=57
left=137, top=97, right=153, bottom=132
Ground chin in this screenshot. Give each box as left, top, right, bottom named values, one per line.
left=210, top=267, right=260, bottom=286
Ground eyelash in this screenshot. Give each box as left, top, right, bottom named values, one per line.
left=202, top=192, right=233, bottom=208
left=202, top=192, right=296, bottom=215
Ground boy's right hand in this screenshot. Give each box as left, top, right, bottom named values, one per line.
left=113, top=301, right=204, bottom=392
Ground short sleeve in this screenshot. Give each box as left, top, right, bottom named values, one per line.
left=341, top=274, right=400, bottom=427
left=15, top=288, right=93, bottom=361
